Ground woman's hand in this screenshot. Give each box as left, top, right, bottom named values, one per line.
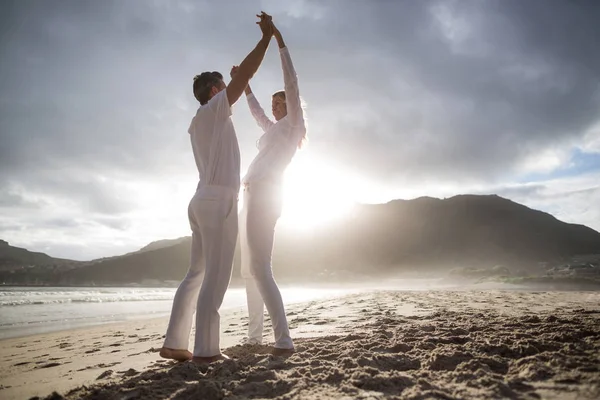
left=271, top=21, right=286, bottom=48
left=230, top=65, right=239, bottom=79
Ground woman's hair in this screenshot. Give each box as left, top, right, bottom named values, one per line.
left=272, top=91, right=308, bottom=149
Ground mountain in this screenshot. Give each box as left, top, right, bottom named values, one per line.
left=0, top=240, right=83, bottom=286
left=0, top=240, right=80, bottom=271
left=2, top=195, right=600, bottom=286
left=88, top=237, right=191, bottom=264
left=135, top=237, right=190, bottom=254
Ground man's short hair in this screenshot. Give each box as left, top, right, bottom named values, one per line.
left=193, top=71, right=223, bottom=105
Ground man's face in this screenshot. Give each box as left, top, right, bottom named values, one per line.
left=272, top=95, right=287, bottom=121
left=210, top=80, right=227, bottom=98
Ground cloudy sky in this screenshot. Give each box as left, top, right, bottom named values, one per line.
left=1, top=0, right=599, bottom=260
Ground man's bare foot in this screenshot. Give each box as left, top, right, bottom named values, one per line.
left=192, top=354, right=230, bottom=364
left=159, top=347, right=192, bottom=362
left=271, top=347, right=295, bottom=357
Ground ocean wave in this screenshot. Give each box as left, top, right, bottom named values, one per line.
left=0, top=289, right=172, bottom=297
left=1, top=294, right=175, bottom=306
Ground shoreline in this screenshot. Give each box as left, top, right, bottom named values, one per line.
left=3, top=275, right=600, bottom=291
left=3, top=282, right=600, bottom=342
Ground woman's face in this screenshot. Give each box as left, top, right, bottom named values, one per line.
left=272, top=94, right=287, bottom=121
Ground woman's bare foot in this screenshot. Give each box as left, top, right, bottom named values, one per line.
left=159, top=347, right=192, bottom=362
left=192, top=354, right=230, bottom=364
left=271, top=347, right=295, bottom=357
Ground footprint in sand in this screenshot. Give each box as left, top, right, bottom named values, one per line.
left=36, top=362, right=62, bottom=369
left=96, top=370, right=114, bottom=380
left=119, top=368, right=139, bottom=377
left=78, top=362, right=121, bottom=372
left=127, top=347, right=160, bottom=357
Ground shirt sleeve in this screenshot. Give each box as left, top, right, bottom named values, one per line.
left=246, top=93, right=275, bottom=132
left=280, top=46, right=304, bottom=129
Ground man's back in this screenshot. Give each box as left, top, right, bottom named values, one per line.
left=188, top=90, right=240, bottom=191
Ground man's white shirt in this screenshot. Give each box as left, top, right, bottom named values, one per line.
left=188, top=90, right=241, bottom=191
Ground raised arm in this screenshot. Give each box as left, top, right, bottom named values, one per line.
left=226, top=12, right=273, bottom=107
left=228, top=67, right=274, bottom=132
left=246, top=84, right=275, bottom=132
left=274, top=25, right=303, bottom=127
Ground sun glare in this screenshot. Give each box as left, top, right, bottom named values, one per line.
left=278, top=153, right=359, bottom=229
left=136, top=155, right=389, bottom=237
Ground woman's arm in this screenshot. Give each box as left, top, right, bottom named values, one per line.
left=230, top=66, right=274, bottom=132
left=274, top=25, right=304, bottom=128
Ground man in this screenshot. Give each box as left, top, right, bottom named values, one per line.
left=159, top=12, right=274, bottom=364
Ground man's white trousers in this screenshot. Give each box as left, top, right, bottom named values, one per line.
left=163, top=185, right=238, bottom=357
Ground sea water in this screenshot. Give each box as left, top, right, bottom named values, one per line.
left=0, top=286, right=358, bottom=340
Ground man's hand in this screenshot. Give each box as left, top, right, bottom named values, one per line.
left=256, top=11, right=273, bottom=39
left=225, top=12, right=273, bottom=106
left=230, top=65, right=239, bottom=79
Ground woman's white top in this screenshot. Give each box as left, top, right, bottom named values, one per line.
left=242, top=46, right=306, bottom=185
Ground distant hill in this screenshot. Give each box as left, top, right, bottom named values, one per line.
left=88, top=237, right=191, bottom=264
left=2, top=195, right=600, bottom=286
left=135, top=237, right=190, bottom=254
left=59, top=237, right=194, bottom=286
left=0, top=240, right=78, bottom=270
left=0, top=240, right=82, bottom=286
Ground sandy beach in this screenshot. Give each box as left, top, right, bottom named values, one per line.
left=1, top=289, right=599, bottom=400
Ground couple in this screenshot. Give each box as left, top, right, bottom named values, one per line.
left=159, top=12, right=306, bottom=364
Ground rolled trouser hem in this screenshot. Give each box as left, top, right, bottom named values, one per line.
left=163, top=339, right=189, bottom=350
left=274, top=339, right=294, bottom=349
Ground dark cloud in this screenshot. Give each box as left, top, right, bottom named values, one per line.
left=292, top=0, right=600, bottom=183
left=1, top=0, right=599, bottom=258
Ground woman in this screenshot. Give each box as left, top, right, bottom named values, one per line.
left=231, top=21, right=306, bottom=355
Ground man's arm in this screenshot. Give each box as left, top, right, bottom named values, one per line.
left=226, top=12, right=273, bottom=106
